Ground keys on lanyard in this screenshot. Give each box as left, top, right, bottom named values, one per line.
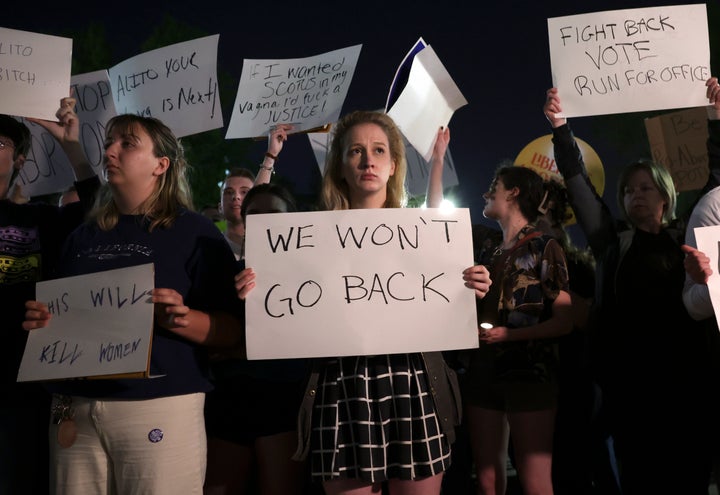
left=51, top=395, right=77, bottom=448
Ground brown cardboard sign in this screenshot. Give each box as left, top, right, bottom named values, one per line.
left=645, top=107, right=709, bottom=192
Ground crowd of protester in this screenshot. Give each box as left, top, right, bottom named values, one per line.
left=3, top=75, right=720, bottom=495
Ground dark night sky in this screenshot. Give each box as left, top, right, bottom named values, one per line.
left=5, top=0, right=717, bottom=243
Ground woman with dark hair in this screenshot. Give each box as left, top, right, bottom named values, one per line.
left=462, top=164, right=573, bottom=495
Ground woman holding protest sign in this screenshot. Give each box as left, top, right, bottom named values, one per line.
left=234, top=110, right=491, bottom=495
left=205, top=182, right=311, bottom=495
left=543, top=79, right=720, bottom=494
left=22, top=113, right=243, bottom=495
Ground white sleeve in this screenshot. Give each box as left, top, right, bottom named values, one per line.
left=683, top=189, right=720, bottom=320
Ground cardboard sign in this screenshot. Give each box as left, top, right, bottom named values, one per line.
left=17, top=264, right=155, bottom=382
left=645, top=107, right=709, bottom=192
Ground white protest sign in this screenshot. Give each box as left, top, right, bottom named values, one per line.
left=108, top=35, right=222, bottom=137
left=244, top=208, right=478, bottom=359
left=547, top=4, right=710, bottom=118
left=387, top=45, right=467, bottom=162
left=17, top=264, right=155, bottom=382
left=225, top=44, right=362, bottom=139
left=694, top=225, right=720, bottom=332
left=70, top=70, right=116, bottom=180
left=13, top=71, right=112, bottom=198
left=307, top=125, right=459, bottom=199
left=0, top=27, right=72, bottom=121
left=13, top=117, right=75, bottom=198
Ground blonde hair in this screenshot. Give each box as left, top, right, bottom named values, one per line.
left=93, top=114, right=193, bottom=231
left=616, top=160, right=676, bottom=227
left=320, top=111, right=407, bottom=210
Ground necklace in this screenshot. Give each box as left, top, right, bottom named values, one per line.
left=492, top=223, right=532, bottom=257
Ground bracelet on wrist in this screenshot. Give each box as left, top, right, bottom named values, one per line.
left=259, top=163, right=275, bottom=174
left=264, top=151, right=278, bottom=161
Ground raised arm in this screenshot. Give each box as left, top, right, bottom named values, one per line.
left=544, top=88, right=617, bottom=258
left=255, top=124, right=294, bottom=186
left=27, top=96, right=94, bottom=181
left=425, top=126, right=450, bottom=208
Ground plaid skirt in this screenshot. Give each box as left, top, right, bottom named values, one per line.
left=310, top=353, right=451, bottom=483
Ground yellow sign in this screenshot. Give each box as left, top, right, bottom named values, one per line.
left=514, top=134, right=605, bottom=225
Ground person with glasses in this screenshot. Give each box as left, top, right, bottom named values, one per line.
left=0, top=98, right=100, bottom=495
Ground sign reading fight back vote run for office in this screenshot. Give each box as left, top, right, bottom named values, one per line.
left=244, top=208, right=478, bottom=360
left=548, top=4, right=710, bottom=118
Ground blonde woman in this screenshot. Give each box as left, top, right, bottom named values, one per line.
left=236, top=110, right=491, bottom=495
left=24, top=114, right=243, bottom=495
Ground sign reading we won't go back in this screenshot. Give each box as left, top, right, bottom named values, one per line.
left=244, top=208, right=478, bottom=359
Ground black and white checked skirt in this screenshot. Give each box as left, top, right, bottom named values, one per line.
left=310, top=353, right=451, bottom=483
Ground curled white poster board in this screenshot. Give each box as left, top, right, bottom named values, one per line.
left=387, top=44, right=467, bottom=162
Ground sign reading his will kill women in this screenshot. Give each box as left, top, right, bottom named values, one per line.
left=108, top=35, right=222, bottom=138
left=547, top=4, right=710, bottom=118
left=225, top=44, right=362, bottom=139
left=244, top=208, right=478, bottom=359
left=17, top=264, right=155, bottom=382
